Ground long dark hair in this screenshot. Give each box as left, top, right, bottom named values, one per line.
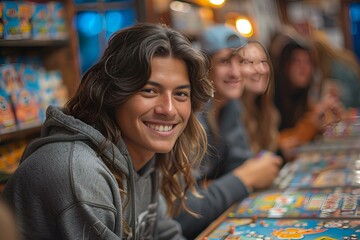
left=275, top=41, right=313, bottom=130
left=65, top=23, right=213, bottom=217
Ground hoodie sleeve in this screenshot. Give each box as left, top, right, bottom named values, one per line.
left=57, top=203, right=123, bottom=239
left=174, top=173, right=249, bottom=240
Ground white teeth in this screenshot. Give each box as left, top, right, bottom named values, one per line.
left=147, top=124, right=173, bottom=132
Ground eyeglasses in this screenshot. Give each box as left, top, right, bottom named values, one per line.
left=240, top=60, right=270, bottom=68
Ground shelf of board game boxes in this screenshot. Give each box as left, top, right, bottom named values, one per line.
left=0, top=58, right=69, bottom=189
left=0, top=39, right=69, bottom=47
left=1, top=58, right=69, bottom=138
left=0, top=1, right=68, bottom=41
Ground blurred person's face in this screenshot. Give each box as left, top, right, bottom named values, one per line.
left=209, top=48, right=244, bottom=101
left=238, top=43, right=270, bottom=95
left=115, top=57, right=191, bottom=170
left=288, top=49, right=313, bottom=89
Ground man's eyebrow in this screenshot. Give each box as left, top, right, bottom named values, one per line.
left=177, top=84, right=191, bottom=90
left=146, top=81, right=161, bottom=87
left=146, top=81, right=191, bottom=89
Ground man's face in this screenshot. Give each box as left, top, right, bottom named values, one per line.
left=115, top=57, right=191, bottom=170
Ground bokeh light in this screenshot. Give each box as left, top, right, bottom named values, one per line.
left=236, top=17, right=253, bottom=37
left=77, top=12, right=104, bottom=37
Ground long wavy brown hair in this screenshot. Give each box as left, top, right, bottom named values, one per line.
left=240, top=40, right=280, bottom=153
left=65, top=23, right=213, bottom=221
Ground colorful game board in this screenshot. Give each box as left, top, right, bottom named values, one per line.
left=275, top=168, right=360, bottom=189
left=296, top=137, right=360, bottom=153
left=229, top=187, right=360, bottom=219
left=202, top=218, right=360, bottom=240
left=293, top=151, right=360, bottom=172
left=274, top=151, right=360, bottom=189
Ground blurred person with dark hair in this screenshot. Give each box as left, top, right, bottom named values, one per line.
left=274, top=41, right=343, bottom=161
left=268, top=24, right=307, bottom=72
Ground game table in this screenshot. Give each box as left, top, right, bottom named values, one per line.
left=197, top=133, right=360, bottom=239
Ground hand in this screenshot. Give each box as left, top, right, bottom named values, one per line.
left=232, top=154, right=282, bottom=191
left=315, top=93, right=344, bottom=130
left=278, top=135, right=299, bottom=162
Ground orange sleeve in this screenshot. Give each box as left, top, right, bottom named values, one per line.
left=278, top=109, right=319, bottom=148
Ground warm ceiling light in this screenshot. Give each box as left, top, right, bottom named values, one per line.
left=209, top=0, right=226, bottom=5
left=235, top=17, right=253, bottom=37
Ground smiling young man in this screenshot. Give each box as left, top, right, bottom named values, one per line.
left=2, top=23, right=213, bottom=240
left=115, top=56, right=192, bottom=171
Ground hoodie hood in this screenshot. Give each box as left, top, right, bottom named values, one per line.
left=21, top=106, right=140, bottom=238
left=21, top=105, right=131, bottom=177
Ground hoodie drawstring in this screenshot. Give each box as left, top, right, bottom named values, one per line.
left=124, top=152, right=137, bottom=239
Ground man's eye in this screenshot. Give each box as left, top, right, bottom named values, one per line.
left=176, top=92, right=189, bottom=97
left=175, top=91, right=190, bottom=101
left=141, top=88, right=156, bottom=94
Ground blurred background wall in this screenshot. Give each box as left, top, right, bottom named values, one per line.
left=73, top=0, right=359, bottom=74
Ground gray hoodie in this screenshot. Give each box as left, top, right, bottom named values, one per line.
left=2, top=106, right=184, bottom=240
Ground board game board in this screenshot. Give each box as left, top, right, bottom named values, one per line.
left=228, top=187, right=360, bottom=219
left=293, top=151, right=360, bottom=172
left=200, top=218, right=360, bottom=240
left=275, top=168, right=360, bottom=189
left=274, top=151, right=360, bottom=189
left=295, top=137, right=360, bottom=153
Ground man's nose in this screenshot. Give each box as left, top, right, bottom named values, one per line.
left=154, top=94, right=176, bottom=116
